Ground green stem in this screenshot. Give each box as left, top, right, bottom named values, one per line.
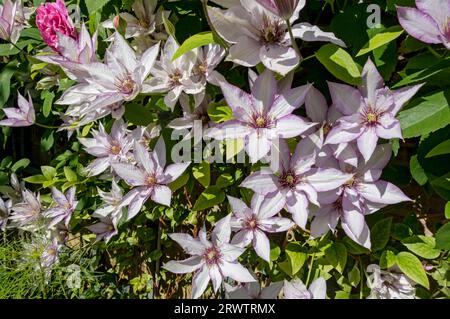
left=201, top=0, right=229, bottom=51
left=305, top=251, right=316, bottom=287
left=35, top=122, right=60, bottom=129
left=286, top=19, right=302, bottom=62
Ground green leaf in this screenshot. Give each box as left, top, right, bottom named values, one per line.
left=402, top=235, right=441, bottom=259
left=435, top=223, right=450, bottom=250
left=216, top=173, right=233, bottom=189
left=0, top=61, right=16, bottom=108
left=410, top=155, right=428, bottom=185
left=396, top=251, right=430, bottom=288
left=285, top=242, right=308, bottom=276
left=41, top=166, right=56, bottom=180
left=85, top=0, right=112, bottom=14
left=425, top=139, right=450, bottom=158
left=42, top=91, right=55, bottom=118
left=379, top=250, right=397, bottom=269
left=356, top=26, right=403, bottom=56
left=23, top=175, right=47, bottom=184
left=324, top=242, right=347, bottom=273
left=342, top=237, right=371, bottom=255
left=193, top=162, right=210, bottom=188
left=172, top=32, right=218, bottom=61
left=316, top=44, right=362, bottom=85
left=371, top=217, right=392, bottom=252
left=124, top=103, right=155, bottom=126
left=348, top=263, right=361, bottom=287
left=169, top=173, right=189, bottom=192
left=207, top=103, right=234, bottom=123
left=41, top=130, right=55, bottom=152
left=398, top=90, right=450, bottom=138
left=11, top=158, right=30, bottom=172
left=192, top=186, right=225, bottom=211
left=63, top=167, right=78, bottom=182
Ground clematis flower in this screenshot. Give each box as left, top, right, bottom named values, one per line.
left=102, top=0, right=159, bottom=39
left=131, top=123, right=161, bottom=149
left=78, top=119, right=133, bottom=177
left=143, top=36, right=203, bottom=110
left=305, top=86, right=358, bottom=168
left=163, top=215, right=256, bottom=299
left=0, top=92, right=35, bottom=127
left=111, top=138, right=191, bottom=220
left=57, top=32, right=160, bottom=123
left=9, top=190, right=42, bottom=228
left=228, top=194, right=293, bottom=262
left=325, top=58, right=423, bottom=161
left=397, top=0, right=450, bottom=49
left=36, top=0, right=78, bottom=52
left=208, top=0, right=345, bottom=75
left=40, top=238, right=61, bottom=269
left=205, top=69, right=314, bottom=163
left=241, top=138, right=352, bottom=228
left=86, top=216, right=118, bottom=243
left=283, top=277, right=327, bottom=299
left=192, top=44, right=226, bottom=86
left=0, top=0, right=31, bottom=44
left=255, top=0, right=303, bottom=20
left=366, top=264, right=416, bottom=299
left=225, top=281, right=283, bottom=299
left=35, top=23, right=97, bottom=79
left=43, top=187, right=78, bottom=228
left=310, top=144, right=411, bottom=248
left=93, top=179, right=130, bottom=221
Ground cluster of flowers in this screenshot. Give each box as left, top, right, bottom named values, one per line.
left=0, top=0, right=444, bottom=299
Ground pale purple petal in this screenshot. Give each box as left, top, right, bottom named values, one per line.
left=253, top=229, right=271, bottom=262
left=305, top=86, right=328, bottom=123
left=163, top=256, right=204, bottom=274
left=275, top=115, right=315, bottom=138
left=361, top=58, right=384, bottom=105
left=359, top=181, right=411, bottom=204
left=151, top=185, right=172, bottom=206
left=192, top=266, right=211, bottom=299
left=397, top=6, right=443, bottom=44
left=306, top=168, right=352, bottom=192
left=220, top=261, right=256, bottom=282
left=357, top=128, right=379, bottom=161
left=328, top=81, right=363, bottom=115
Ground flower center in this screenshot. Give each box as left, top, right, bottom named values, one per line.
left=110, top=142, right=121, bottom=155
left=169, top=70, right=182, bottom=86
left=245, top=216, right=259, bottom=230
left=367, top=112, right=378, bottom=124
left=280, top=171, right=297, bottom=188
left=195, top=62, right=208, bottom=76
left=323, top=122, right=332, bottom=136
left=117, top=74, right=136, bottom=96
left=146, top=174, right=157, bottom=186
left=260, top=16, right=285, bottom=44
left=203, top=246, right=221, bottom=265
left=344, top=177, right=357, bottom=188
left=256, top=116, right=266, bottom=128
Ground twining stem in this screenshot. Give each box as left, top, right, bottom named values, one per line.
left=286, top=19, right=303, bottom=61
left=153, top=219, right=163, bottom=298
left=201, top=0, right=229, bottom=51
left=359, top=258, right=364, bottom=299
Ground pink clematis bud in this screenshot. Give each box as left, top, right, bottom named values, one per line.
left=35, top=0, right=78, bottom=52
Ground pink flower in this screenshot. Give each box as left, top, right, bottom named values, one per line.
left=36, top=0, right=77, bottom=52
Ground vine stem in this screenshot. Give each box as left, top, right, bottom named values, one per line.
left=359, top=257, right=364, bottom=299
left=201, top=0, right=229, bottom=51
left=286, top=19, right=303, bottom=61
left=35, top=122, right=60, bottom=129
left=305, top=251, right=316, bottom=287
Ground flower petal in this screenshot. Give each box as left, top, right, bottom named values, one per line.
left=359, top=181, right=411, bottom=204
